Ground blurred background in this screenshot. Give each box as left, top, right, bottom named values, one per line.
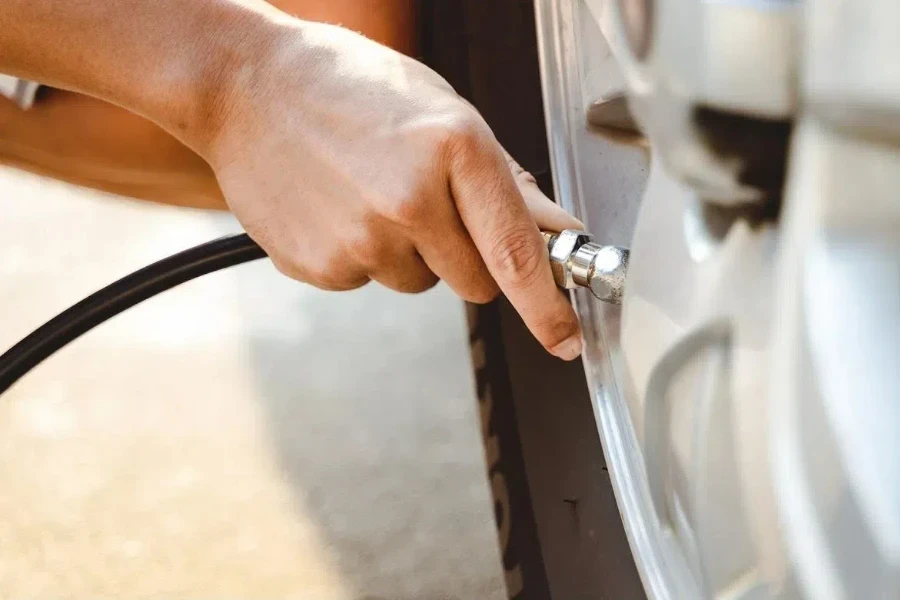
left=0, top=166, right=506, bottom=599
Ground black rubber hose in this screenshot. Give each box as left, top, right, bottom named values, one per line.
left=0, top=233, right=266, bottom=395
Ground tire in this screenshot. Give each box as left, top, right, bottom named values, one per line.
left=422, top=3, right=645, bottom=598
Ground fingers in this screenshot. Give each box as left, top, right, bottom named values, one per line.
left=413, top=148, right=581, bottom=305
left=448, top=126, right=583, bottom=360
left=369, top=249, right=440, bottom=294
left=269, top=255, right=371, bottom=291
left=520, top=182, right=583, bottom=232
left=258, top=217, right=439, bottom=295
left=412, top=205, right=499, bottom=304
left=259, top=224, right=372, bottom=291
left=503, top=150, right=584, bottom=233
left=317, top=223, right=439, bottom=294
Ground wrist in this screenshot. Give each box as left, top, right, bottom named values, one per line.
left=155, top=3, right=298, bottom=157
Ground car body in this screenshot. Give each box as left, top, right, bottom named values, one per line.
left=534, top=1, right=900, bottom=599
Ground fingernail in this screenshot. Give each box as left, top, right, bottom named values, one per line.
left=552, top=335, right=583, bottom=361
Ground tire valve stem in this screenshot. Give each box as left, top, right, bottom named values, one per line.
left=542, top=229, right=629, bottom=305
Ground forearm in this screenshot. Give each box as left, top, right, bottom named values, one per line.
left=0, top=0, right=284, bottom=151
left=0, top=0, right=418, bottom=209
left=0, top=91, right=224, bottom=209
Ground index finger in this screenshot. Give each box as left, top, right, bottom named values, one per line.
left=448, top=127, right=583, bottom=361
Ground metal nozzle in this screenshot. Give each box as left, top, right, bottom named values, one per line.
left=543, top=229, right=629, bottom=304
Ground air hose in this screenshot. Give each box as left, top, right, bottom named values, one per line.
left=0, top=227, right=628, bottom=396
left=0, top=233, right=265, bottom=395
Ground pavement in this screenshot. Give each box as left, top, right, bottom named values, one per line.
left=0, top=167, right=505, bottom=599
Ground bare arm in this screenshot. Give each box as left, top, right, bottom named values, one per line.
left=0, top=1, right=278, bottom=149
left=0, top=0, right=585, bottom=359
left=0, top=90, right=222, bottom=207
left=0, top=0, right=417, bottom=208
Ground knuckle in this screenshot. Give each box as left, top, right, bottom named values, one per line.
left=334, top=277, right=370, bottom=292
left=466, top=284, right=501, bottom=305
left=307, top=250, right=346, bottom=283
left=400, top=272, right=440, bottom=294
left=315, top=272, right=369, bottom=292
left=442, top=114, right=489, bottom=160
left=270, top=255, right=304, bottom=282
left=307, top=250, right=366, bottom=291
left=490, top=227, right=545, bottom=287
left=504, top=153, right=539, bottom=187
left=378, top=255, right=439, bottom=294
left=539, top=314, right=581, bottom=350
left=384, top=188, right=429, bottom=227
left=504, top=152, right=523, bottom=175
left=341, top=224, right=385, bottom=268
left=518, top=169, right=539, bottom=187
left=264, top=235, right=369, bottom=291
left=268, top=236, right=310, bottom=282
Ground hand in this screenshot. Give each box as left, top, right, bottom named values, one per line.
left=197, top=20, right=584, bottom=359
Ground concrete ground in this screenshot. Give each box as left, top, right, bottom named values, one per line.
left=0, top=167, right=505, bottom=599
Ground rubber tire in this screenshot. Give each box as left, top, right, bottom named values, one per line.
left=422, top=2, right=646, bottom=599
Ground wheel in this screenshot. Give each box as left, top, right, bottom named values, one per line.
left=483, top=1, right=898, bottom=600
left=432, top=1, right=900, bottom=599
left=423, top=2, right=645, bottom=598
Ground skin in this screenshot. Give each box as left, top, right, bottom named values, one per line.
left=0, top=0, right=585, bottom=360
left=0, top=0, right=418, bottom=209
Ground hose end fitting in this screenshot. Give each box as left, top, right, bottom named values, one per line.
left=543, top=229, right=629, bottom=304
